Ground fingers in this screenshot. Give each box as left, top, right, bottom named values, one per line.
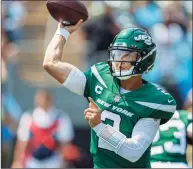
left=85, top=114, right=93, bottom=120
left=85, top=112, right=94, bottom=116
left=84, top=108, right=100, bottom=120
left=58, top=19, right=83, bottom=33
left=73, top=19, right=83, bottom=30
left=84, top=107, right=101, bottom=115
left=85, top=112, right=94, bottom=120
left=84, top=108, right=97, bottom=115
left=76, top=19, right=84, bottom=26
left=88, top=97, right=100, bottom=109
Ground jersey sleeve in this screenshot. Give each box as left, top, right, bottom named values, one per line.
left=149, top=95, right=177, bottom=125
left=17, top=112, right=32, bottom=142
left=83, top=62, right=110, bottom=98
left=83, top=67, right=92, bottom=98
left=63, top=67, right=87, bottom=96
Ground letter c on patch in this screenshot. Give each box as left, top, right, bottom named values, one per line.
left=95, top=85, right=103, bottom=94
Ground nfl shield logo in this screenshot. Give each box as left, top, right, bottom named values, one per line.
left=114, top=95, right=121, bottom=102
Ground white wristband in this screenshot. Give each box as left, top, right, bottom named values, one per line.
left=55, top=27, right=70, bottom=41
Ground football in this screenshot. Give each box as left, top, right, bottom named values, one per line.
left=46, top=0, right=88, bottom=26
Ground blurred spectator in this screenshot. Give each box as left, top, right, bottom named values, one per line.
left=11, top=89, right=74, bottom=168
left=2, top=58, right=8, bottom=84
left=130, top=1, right=163, bottom=30
left=1, top=106, right=18, bottom=168
left=2, top=1, right=27, bottom=64
left=143, top=2, right=192, bottom=109
left=2, top=21, right=23, bottom=167
left=162, top=1, right=189, bottom=34
left=2, top=93, right=23, bottom=122
left=2, top=1, right=26, bottom=43
left=1, top=92, right=22, bottom=168
left=184, top=88, right=192, bottom=113
left=82, top=2, right=120, bottom=66
left=63, top=143, right=93, bottom=168
left=2, top=30, right=8, bottom=84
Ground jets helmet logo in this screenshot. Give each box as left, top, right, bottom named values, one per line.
left=134, top=35, right=153, bottom=45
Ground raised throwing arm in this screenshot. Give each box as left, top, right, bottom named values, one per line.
left=43, top=20, right=83, bottom=84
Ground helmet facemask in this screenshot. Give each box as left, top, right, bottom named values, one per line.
left=108, top=49, right=142, bottom=80
left=107, top=28, right=157, bottom=80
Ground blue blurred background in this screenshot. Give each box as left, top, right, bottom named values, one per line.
left=1, top=1, right=192, bottom=168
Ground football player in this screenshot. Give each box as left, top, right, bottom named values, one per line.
left=151, top=110, right=192, bottom=168
left=43, top=20, right=177, bottom=168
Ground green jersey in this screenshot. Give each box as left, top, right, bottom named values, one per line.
left=84, top=62, right=176, bottom=168
left=151, top=110, right=192, bottom=164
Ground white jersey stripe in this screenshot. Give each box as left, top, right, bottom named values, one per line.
left=91, top=65, right=107, bottom=88
left=135, top=101, right=176, bottom=113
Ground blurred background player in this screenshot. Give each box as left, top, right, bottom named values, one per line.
left=151, top=110, right=192, bottom=168
left=1, top=99, right=19, bottom=168
left=151, top=88, right=192, bottom=168
left=11, top=89, right=74, bottom=168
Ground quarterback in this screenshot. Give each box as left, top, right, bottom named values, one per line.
left=43, top=20, right=177, bottom=168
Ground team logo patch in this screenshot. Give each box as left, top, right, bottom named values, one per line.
left=114, top=95, right=121, bottom=102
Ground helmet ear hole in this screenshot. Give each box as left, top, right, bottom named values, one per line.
left=147, top=58, right=153, bottom=66
left=141, top=49, right=148, bottom=57
left=135, top=63, right=142, bottom=72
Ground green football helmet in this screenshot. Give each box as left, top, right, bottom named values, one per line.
left=108, top=28, right=157, bottom=80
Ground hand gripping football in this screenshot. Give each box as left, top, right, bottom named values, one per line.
left=46, top=0, right=88, bottom=26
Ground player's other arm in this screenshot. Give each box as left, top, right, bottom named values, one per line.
left=93, top=118, right=160, bottom=162
left=43, top=20, right=83, bottom=84
left=85, top=98, right=161, bottom=162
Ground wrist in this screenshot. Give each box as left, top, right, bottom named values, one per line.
left=93, top=122, right=106, bottom=135
left=55, top=27, right=70, bottom=41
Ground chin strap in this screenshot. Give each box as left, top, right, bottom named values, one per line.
left=116, top=75, right=131, bottom=80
